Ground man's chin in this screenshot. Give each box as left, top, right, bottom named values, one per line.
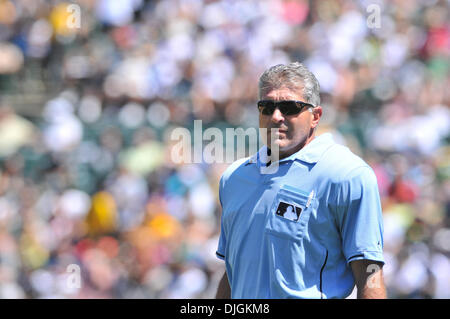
left=267, top=140, right=290, bottom=157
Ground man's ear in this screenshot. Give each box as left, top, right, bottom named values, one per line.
left=311, top=106, right=322, bottom=128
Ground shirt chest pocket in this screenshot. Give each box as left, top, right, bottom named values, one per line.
left=265, top=185, right=316, bottom=241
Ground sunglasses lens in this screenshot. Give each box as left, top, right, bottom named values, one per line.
left=278, top=101, right=300, bottom=115
left=258, top=101, right=275, bottom=115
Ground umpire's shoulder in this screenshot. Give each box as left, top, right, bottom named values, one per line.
left=320, top=143, right=373, bottom=183
left=220, top=156, right=252, bottom=185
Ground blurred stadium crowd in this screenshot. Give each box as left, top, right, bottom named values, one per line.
left=0, top=0, right=449, bottom=298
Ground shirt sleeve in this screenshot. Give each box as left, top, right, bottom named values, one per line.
left=334, top=166, right=384, bottom=265
left=216, top=220, right=226, bottom=260
left=216, top=176, right=226, bottom=260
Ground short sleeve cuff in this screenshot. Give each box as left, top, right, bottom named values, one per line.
left=216, top=251, right=225, bottom=260
left=346, top=251, right=384, bottom=266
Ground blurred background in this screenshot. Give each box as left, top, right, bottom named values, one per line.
left=0, top=0, right=449, bottom=299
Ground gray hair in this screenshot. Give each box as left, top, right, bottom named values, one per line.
left=258, top=62, right=321, bottom=106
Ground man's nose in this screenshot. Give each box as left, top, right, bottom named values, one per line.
left=271, top=108, right=285, bottom=123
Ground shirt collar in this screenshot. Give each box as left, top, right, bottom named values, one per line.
left=246, top=133, right=335, bottom=166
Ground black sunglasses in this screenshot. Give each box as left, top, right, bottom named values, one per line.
left=257, top=100, right=314, bottom=116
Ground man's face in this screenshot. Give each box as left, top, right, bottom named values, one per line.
left=259, top=87, right=321, bottom=159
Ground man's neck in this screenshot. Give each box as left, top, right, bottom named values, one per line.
left=272, top=133, right=316, bottom=161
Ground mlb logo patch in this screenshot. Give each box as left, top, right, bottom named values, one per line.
left=275, top=201, right=302, bottom=222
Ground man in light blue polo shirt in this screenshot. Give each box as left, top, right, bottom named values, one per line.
left=215, top=62, right=386, bottom=299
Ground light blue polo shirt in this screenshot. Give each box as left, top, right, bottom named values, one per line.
left=216, top=133, right=384, bottom=299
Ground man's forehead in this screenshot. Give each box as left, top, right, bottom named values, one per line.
left=261, top=87, right=304, bottom=101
